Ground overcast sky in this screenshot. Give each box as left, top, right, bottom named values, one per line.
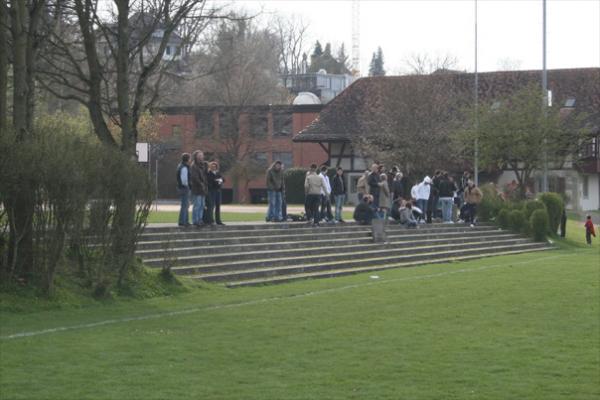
left=231, top=0, right=600, bottom=75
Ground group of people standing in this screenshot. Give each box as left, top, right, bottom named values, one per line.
left=353, top=163, right=483, bottom=228
left=176, top=152, right=482, bottom=229
left=303, top=164, right=348, bottom=226
left=176, top=151, right=225, bottom=227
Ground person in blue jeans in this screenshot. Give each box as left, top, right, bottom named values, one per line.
left=176, top=153, right=191, bottom=227
left=189, top=150, right=208, bottom=227
left=438, top=172, right=457, bottom=223
left=331, top=167, right=346, bottom=222
left=266, top=161, right=284, bottom=222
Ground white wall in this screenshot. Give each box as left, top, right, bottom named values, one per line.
left=580, top=174, right=600, bottom=211
left=496, top=169, right=599, bottom=211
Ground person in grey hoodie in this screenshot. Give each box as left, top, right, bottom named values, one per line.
left=399, top=201, right=418, bottom=228
left=266, top=161, right=284, bottom=222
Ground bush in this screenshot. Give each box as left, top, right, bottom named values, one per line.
left=0, top=113, right=154, bottom=296
left=496, top=208, right=511, bottom=229
left=477, top=183, right=504, bottom=222
left=508, top=209, right=527, bottom=233
left=538, top=192, right=563, bottom=235
left=284, top=168, right=308, bottom=204
left=530, top=209, right=550, bottom=242
left=523, top=200, right=546, bottom=220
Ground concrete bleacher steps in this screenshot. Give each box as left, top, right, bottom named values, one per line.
left=135, top=222, right=554, bottom=288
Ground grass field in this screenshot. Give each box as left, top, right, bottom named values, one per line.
left=0, top=223, right=598, bottom=399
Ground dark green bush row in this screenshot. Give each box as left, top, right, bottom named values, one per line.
left=284, top=168, right=308, bottom=204
left=483, top=188, right=563, bottom=242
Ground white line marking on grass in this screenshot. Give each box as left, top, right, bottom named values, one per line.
left=1, top=254, right=568, bottom=340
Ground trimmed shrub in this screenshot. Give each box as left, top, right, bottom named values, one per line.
left=523, top=200, right=546, bottom=220
left=496, top=208, right=511, bottom=229
left=477, top=183, right=504, bottom=222
left=538, top=192, right=563, bottom=235
left=284, top=168, right=308, bottom=204
left=530, top=208, right=550, bottom=242
left=508, top=209, right=527, bottom=233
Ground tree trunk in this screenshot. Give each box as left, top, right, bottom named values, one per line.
left=7, top=0, right=40, bottom=281
left=0, top=2, right=7, bottom=137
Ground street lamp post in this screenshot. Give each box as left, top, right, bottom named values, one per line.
left=542, top=0, right=549, bottom=192
left=474, top=0, right=479, bottom=186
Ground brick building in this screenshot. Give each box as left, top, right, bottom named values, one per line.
left=153, top=104, right=326, bottom=203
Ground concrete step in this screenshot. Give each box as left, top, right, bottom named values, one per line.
left=178, top=239, right=541, bottom=278
left=136, top=225, right=500, bottom=250
left=139, top=222, right=494, bottom=241
left=224, top=246, right=555, bottom=288
left=141, top=233, right=522, bottom=268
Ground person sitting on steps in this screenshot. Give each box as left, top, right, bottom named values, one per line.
left=353, top=195, right=375, bottom=225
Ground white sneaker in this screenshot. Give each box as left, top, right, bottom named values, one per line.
left=470, top=223, right=475, bottom=227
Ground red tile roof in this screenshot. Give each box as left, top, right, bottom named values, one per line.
left=293, top=68, right=600, bottom=143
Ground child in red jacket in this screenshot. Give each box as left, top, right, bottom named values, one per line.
left=584, top=216, right=595, bottom=245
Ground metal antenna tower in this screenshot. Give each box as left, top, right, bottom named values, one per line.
left=352, top=0, right=360, bottom=76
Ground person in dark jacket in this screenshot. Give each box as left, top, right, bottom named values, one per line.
left=266, top=161, right=284, bottom=222
left=206, top=161, right=225, bottom=225
left=189, top=150, right=208, bottom=227
left=331, top=167, right=346, bottom=222
left=438, top=172, right=457, bottom=223
left=392, top=172, right=404, bottom=201
left=428, top=170, right=442, bottom=222
left=176, top=153, right=191, bottom=227
left=354, top=195, right=375, bottom=225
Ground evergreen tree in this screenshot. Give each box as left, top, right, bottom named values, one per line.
left=368, top=46, right=386, bottom=76
left=324, top=42, right=332, bottom=57
left=312, top=41, right=323, bottom=57
left=336, top=43, right=350, bottom=74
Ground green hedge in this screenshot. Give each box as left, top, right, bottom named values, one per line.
left=284, top=168, right=308, bottom=204
left=538, top=192, right=563, bottom=235
left=496, top=208, right=511, bottom=229
left=477, top=183, right=504, bottom=222
left=508, top=209, right=527, bottom=233
left=523, top=200, right=546, bottom=220
left=530, top=209, right=550, bottom=242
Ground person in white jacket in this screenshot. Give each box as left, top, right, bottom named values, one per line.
left=414, top=176, right=432, bottom=223
left=319, top=165, right=333, bottom=221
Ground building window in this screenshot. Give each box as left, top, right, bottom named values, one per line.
left=273, top=112, right=292, bottom=136
left=272, top=152, right=293, bottom=168
left=166, top=46, right=171, bottom=56
left=252, top=152, right=268, bottom=168
left=219, top=110, right=239, bottom=138
left=172, top=125, right=182, bottom=137
left=249, top=112, right=268, bottom=137
left=195, top=111, right=214, bottom=138
left=583, top=175, right=589, bottom=198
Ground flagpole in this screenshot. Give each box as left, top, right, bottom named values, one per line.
left=542, top=0, right=549, bottom=192
left=474, top=0, right=479, bottom=186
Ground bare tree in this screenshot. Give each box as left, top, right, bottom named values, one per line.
left=37, top=0, right=229, bottom=284
left=201, top=18, right=288, bottom=202
left=353, top=75, right=467, bottom=178
left=271, top=14, right=309, bottom=85
left=496, top=57, right=523, bottom=71
left=403, top=53, right=460, bottom=75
